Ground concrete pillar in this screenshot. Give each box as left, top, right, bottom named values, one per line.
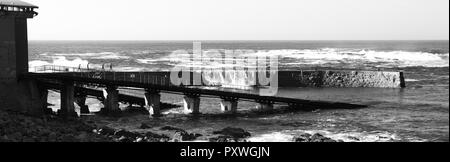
left=102, top=85, right=120, bottom=114
left=75, top=91, right=89, bottom=114
left=39, top=87, right=53, bottom=114
left=59, top=80, right=77, bottom=118
left=220, top=98, right=238, bottom=114
left=256, top=101, right=274, bottom=111
left=144, top=89, right=161, bottom=117
left=183, top=94, right=200, bottom=115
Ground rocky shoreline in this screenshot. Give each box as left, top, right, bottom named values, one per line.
left=0, top=110, right=111, bottom=142
left=1, top=109, right=344, bottom=142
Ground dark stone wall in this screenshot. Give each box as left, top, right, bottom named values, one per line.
left=1, top=15, right=44, bottom=114
left=191, top=70, right=406, bottom=88
left=0, top=16, right=16, bottom=82
left=279, top=70, right=405, bottom=88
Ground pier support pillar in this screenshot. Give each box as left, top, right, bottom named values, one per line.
left=144, top=89, right=161, bottom=117
left=102, top=85, right=120, bottom=114
left=58, top=81, right=77, bottom=118
left=220, top=98, right=238, bottom=114
left=75, top=90, right=89, bottom=114
left=40, top=88, right=53, bottom=114
left=183, top=94, right=200, bottom=115
left=256, top=101, right=274, bottom=111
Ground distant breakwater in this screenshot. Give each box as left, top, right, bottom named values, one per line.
left=278, top=70, right=405, bottom=88
left=155, top=70, right=405, bottom=88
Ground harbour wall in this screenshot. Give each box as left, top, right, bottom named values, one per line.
left=169, top=70, right=406, bottom=88
left=278, top=70, right=405, bottom=88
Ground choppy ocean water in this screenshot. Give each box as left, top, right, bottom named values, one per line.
left=29, top=40, right=449, bottom=142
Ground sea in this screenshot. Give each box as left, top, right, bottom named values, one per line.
left=28, top=40, right=449, bottom=142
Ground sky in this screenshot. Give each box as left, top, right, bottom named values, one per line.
left=25, top=0, right=449, bottom=40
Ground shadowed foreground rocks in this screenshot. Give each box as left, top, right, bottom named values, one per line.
left=1, top=109, right=345, bottom=142
left=293, top=133, right=344, bottom=142
left=160, top=126, right=202, bottom=142
left=210, top=127, right=252, bottom=142
left=0, top=110, right=111, bottom=142
left=0, top=109, right=173, bottom=142
left=93, top=127, right=171, bottom=142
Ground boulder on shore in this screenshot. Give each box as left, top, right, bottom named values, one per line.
left=213, top=127, right=251, bottom=139
left=293, top=133, right=342, bottom=142
left=160, top=126, right=202, bottom=142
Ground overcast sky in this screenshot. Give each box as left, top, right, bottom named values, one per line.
left=26, top=0, right=449, bottom=40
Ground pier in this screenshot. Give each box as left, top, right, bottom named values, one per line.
left=22, top=66, right=368, bottom=117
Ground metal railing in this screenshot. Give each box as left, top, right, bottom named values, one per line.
left=31, top=65, right=171, bottom=86
left=32, top=65, right=101, bottom=73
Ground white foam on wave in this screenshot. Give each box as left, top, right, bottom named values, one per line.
left=247, top=129, right=412, bottom=142
left=136, top=59, right=158, bottom=64
left=137, top=48, right=449, bottom=68
left=29, top=56, right=89, bottom=68
left=138, top=50, right=259, bottom=69
left=51, top=52, right=130, bottom=60
left=112, top=66, right=148, bottom=72
left=405, top=79, right=420, bottom=82
left=247, top=132, right=295, bottom=142
left=243, top=49, right=449, bottom=68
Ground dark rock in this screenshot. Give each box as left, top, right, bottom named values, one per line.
left=293, top=133, right=338, bottom=142
left=213, top=127, right=251, bottom=138
left=172, top=132, right=183, bottom=142
left=160, top=126, right=201, bottom=141
left=209, top=136, right=233, bottom=142
left=139, top=123, right=151, bottom=129
left=347, top=136, right=360, bottom=141
left=145, top=132, right=168, bottom=139
left=117, top=136, right=134, bottom=143
left=76, top=132, right=89, bottom=141
left=209, top=135, right=247, bottom=142
left=114, top=129, right=139, bottom=139
left=97, top=126, right=115, bottom=136
left=293, top=133, right=311, bottom=142
left=48, top=132, right=58, bottom=142
left=144, top=132, right=170, bottom=142
left=172, top=131, right=201, bottom=142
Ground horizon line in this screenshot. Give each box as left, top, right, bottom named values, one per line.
left=28, top=39, right=450, bottom=41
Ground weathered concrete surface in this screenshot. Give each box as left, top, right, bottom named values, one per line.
left=0, top=16, right=29, bottom=80
left=220, top=99, right=238, bottom=114
left=102, top=86, right=120, bottom=114
left=58, top=80, right=77, bottom=117
left=0, top=80, right=46, bottom=115
left=279, top=70, right=405, bottom=88
left=75, top=91, right=90, bottom=114
left=1, top=9, right=43, bottom=114
left=183, top=95, right=200, bottom=115
left=256, top=102, right=274, bottom=111
left=144, top=89, right=161, bottom=117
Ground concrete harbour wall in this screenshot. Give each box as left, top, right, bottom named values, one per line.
left=279, top=70, right=405, bottom=88
left=150, top=70, right=405, bottom=88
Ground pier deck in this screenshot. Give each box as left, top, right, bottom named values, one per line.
left=24, top=72, right=365, bottom=108
left=21, top=66, right=367, bottom=117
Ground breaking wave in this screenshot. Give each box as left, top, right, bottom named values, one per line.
left=29, top=56, right=89, bottom=68
left=247, top=129, right=418, bottom=142
left=243, top=49, right=449, bottom=68
left=30, top=48, right=449, bottom=72
left=40, top=52, right=130, bottom=60
left=135, top=48, right=449, bottom=69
